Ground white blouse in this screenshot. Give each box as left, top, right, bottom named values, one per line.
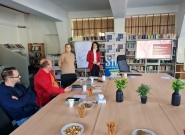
left=93, top=49, right=97, bottom=63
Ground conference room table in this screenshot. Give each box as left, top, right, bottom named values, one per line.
left=10, top=73, right=185, bottom=135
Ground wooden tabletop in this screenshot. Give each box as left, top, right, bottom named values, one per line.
left=10, top=74, right=185, bottom=135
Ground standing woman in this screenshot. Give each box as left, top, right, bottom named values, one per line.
left=86, top=42, right=101, bottom=77
left=58, top=44, right=75, bottom=74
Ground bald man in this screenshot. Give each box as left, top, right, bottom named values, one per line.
left=34, top=58, right=72, bottom=107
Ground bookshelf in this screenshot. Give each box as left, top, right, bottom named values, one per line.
left=69, top=40, right=106, bottom=77
left=125, top=39, right=177, bottom=76
left=1, top=44, right=26, bottom=56
left=46, top=54, right=61, bottom=79
left=28, top=43, right=45, bottom=67
left=104, top=32, right=127, bottom=76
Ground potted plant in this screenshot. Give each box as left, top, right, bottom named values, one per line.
left=171, top=79, right=185, bottom=106
left=114, top=78, right=128, bottom=102
left=136, top=84, right=151, bottom=104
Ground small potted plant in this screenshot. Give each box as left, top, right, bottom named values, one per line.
left=171, top=79, right=185, bottom=106
left=114, top=78, right=128, bottom=102
left=136, top=84, right=151, bottom=104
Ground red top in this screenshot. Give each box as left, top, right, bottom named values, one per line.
left=86, top=50, right=101, bottom=70
left=34, top=69, right=65, bottom=107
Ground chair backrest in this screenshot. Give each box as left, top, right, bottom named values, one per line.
left=0, top=105, right=14, bottom=135
left=117, top=55, right=130, bottom=72
left=60, top=73, right=77, bottom=88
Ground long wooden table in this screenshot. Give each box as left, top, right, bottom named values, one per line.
left=10, top=74, right=185, bottom=135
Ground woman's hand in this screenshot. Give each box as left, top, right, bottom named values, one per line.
left=96, top=62, right=100, bottom=65
left=93, top=61, right=97, bottom=64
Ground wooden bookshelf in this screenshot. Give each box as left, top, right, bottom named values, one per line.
left=28, top=43, right=45, bottom=66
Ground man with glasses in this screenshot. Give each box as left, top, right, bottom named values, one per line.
left=34, top=58, right=72, bottom=107
left=0, top=67, right=39, bottom=126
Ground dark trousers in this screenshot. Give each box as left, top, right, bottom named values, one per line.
left=90, top=64, right=100, bottom=77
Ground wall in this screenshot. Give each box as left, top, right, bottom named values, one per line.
left=126, top=5, right=179, bottom=15
left=68, top=10, right=113, bottom=19
left=114, top=18, right=125, bottom=32
left=0, top=6, right=68, bottom=57
left=56, top=20, right=70, bottom=53
left=12, top=0, right=68, bottom=21
left=175, top=1, right=185, bottom=37
left=28, top=15, right=58, bottom=43
left=0, top=7, right=20, bottom=44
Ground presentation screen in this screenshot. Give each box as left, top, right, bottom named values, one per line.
left=136, top=40, right=172, bottom=59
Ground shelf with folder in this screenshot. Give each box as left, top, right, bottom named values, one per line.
left=28, top=43, right=45, bottom=66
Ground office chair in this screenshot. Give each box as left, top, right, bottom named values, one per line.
left=117, top=55, right=139, bottom=72
left=0, top=105, right=15, bottom=135
left=60, top=73, right=77, bottom=88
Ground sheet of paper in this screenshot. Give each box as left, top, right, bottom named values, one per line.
left=89, top=76, right=98, bottom=79
left=93, top=89, right=103, bottom=93
left=77, top=77, right=88, bottom=81
left=161, top=76, right=172, bottom=80
left=73, top=95, right=87, bottom=99
left=129, top=76, right=136, bottom=78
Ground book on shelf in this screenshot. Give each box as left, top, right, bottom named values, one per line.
left=4, top=44, right=24, bottom=49
left=127, top=58, right=145, bottom=64
left=127, top=33, right=177, bottom=41
left=126, top=51, right=135, bottom=55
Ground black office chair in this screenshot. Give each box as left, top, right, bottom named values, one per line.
left=0, top=105, right=15, bottom=135
left=60, top=73, right=77, bottom=88
left=117, top=55, right=139, bottom=72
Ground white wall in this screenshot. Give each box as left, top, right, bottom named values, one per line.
left=114, top=18, right=125, bottom=32
left=0, top=6, right=68, bottom=57
left=126, top=5, right=179, bottom=15
left=12, top=0, right=68, bottom=21
left=28, top=15, right=58, bottom=43
left=69, top=10, right=113, bottom=18
left=0, top=7, right=20, bottom=44
left=175, top=1, right=185, bottom=37
left=56, top=20, right=70, bottom=53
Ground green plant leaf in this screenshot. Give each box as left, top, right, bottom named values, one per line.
left=136, top=83, right=151, bottom=97
left=172, top=79, right=185, bottom=91
left=114, top=78, right=128, bottom=90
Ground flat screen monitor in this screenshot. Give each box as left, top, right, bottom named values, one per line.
left=136, top=40, right=172, bottom=59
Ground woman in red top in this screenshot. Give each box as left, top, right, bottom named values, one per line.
left=86, top=42, right=101, bottom=77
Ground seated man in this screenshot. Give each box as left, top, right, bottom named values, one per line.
left=34, top=58, right=72, bottom=107
left=0, top=67, right=39, bottom=126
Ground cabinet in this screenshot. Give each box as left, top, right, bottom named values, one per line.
left=104, top=32, right=127, bottom=76
left=125, top=39, right=177, bottom=76
left=28, top=43, right=45, bottom=67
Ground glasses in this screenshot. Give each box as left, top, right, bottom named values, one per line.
left=9, top=74, right=20, bottom=78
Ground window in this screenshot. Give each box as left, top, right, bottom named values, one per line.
left=125, top=14, right=175, bottom=35
left=71, top=17, right=114, bottom=37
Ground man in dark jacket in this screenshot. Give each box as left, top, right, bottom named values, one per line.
left=0, top=67, right=39, bottom=126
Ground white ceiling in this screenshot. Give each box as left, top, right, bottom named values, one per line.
left=50, top=0, right=184, bottom=12
left=49, top=0, right=111, bottom=12
left=127, top=0, right=184, bottom=8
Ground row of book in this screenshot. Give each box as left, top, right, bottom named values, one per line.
left=127, top=58, right=145, bottom=64
left=129, top=65, right=172, bottom=71
left=4, top=44, right=24, bottom=49
left=30, top=59, right=41, bottom=64
left=29, top=52, right=42, bottom=57
left=69, top=36, right=106, bottom=42
left=127, top=43, right=136, bottom=49
left=126, top=51, right=135, bottom=55
left=127, top=33, right=177, bottom=41
left=31, top=46, right=41, bottom=51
